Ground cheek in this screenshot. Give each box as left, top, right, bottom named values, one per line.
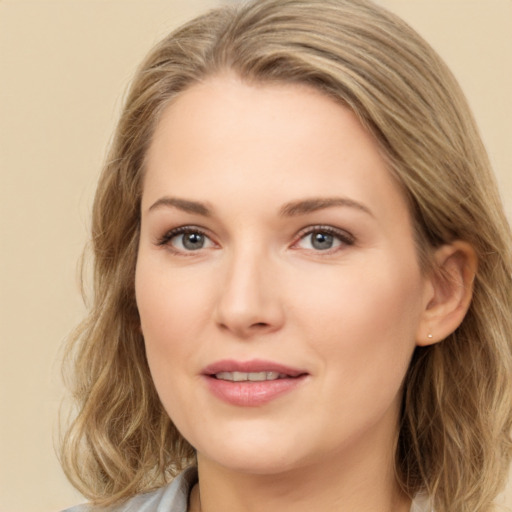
left=294, top=265, right=423, bottom=443
left=296, top=258, right=422, bottom=331
left=135, top=258, right=202, bottom=392
left=135, top=262, right=199, bottom=426
left=292, top=258, right=424, bottom=385
left=136, top=257, right=209, bottom=345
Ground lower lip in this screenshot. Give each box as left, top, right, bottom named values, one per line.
left=203, top=375, right=306, bottom=407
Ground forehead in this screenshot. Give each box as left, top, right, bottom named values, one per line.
left=142, top=74, right=409, bottom=226
left=146, top=73, right=371, bottom=158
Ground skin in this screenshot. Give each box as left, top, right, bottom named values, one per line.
left=135, top=74, right=475, bottom=512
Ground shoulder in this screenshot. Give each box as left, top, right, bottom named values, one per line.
left=61, top=467, right=198, bottom=512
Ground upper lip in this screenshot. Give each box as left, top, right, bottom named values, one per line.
left=202, top=359, right=308, bottom=378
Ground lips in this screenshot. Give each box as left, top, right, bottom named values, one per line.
left=202, top=359, right=307, bottom=378
left=201, top=359, right=308, bottom=407
left=215, top=371, right=287, bottom=382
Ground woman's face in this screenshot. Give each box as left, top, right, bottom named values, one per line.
left=136, top=75, right=432, bottom=475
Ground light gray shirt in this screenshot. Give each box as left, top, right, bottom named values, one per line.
left=62, top=467, right=432, bottom=512
left=62, top=468, right=198, bottom=512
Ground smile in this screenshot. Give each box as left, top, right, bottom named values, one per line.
left=202, top=359, right=309, bottom=406
left=214, top=371, right=288, bottom=382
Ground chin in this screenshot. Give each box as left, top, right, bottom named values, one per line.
left=194, top=429, right=309, bottom=475
left=205, top=451, right=303, bottom=476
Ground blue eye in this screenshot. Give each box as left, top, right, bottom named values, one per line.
left=158, top=227, right=214, bottom=252
left=296, top=227, right=354, bottom=252
left=310, top=231, right=336, bottom=250
left=176, top=232, right=206, bottom=250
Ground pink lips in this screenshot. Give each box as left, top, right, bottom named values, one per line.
left=202, top=359, right=308, bottom=407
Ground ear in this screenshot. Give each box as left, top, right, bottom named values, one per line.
left=416, top=241, right=478, bottom=346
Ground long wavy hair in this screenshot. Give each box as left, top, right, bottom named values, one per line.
left=60, top=1, right=512, bottom=511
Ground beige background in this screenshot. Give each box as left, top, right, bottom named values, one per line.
left=0, top=1, right=511, bottom=511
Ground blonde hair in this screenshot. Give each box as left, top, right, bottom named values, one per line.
left=60, top=1, right=512, bottom=510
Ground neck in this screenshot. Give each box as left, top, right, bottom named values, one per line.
left=189, top=438, right=411, bottom=512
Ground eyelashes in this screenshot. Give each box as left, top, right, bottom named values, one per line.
left=293, top=225, right=355, bottom=252
left=156, top=226, right=214, bottom=252
left=155, top=224, right=355, bottom=255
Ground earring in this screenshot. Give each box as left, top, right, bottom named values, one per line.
left=427, top=333, right=433, bottom=339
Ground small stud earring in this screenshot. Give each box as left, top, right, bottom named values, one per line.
left=427, top=333, right=433, bottom=339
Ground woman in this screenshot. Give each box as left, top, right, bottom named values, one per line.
left=60, top=1, right=512, bottom=511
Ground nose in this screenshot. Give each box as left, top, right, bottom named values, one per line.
left=214, top=248, right=285, bottom=339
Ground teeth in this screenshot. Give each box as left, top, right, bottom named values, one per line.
left=215, top=371, right=285, bottom=382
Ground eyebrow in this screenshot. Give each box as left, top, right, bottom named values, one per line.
left=147, top=195, right=373, bottom=218
left=148, top=197, right=211, bottom=216
left=279, top=197, right=373, bottom=217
